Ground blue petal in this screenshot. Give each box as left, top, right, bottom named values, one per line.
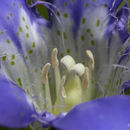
left=107, top=5, right=130, bottom=43
left=48, top=0, right=123, bottom=56
left=0, top=74, right=35, bottom=128
left=0, top=0, right=48, bottom=110
left=53, top=95, right=130, bottom=130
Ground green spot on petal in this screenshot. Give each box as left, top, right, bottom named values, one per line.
left=2, top=55, right=7, bottom=61
left=17, top=32, right=20, bottom=36
left=29, top=49, right=33, bottom=54
left=90, top=33, right=94, bottom=38
left=81, top=35, right=85, bottom=41
left=32, top=42, right=36, bottom=48
left=12, top=54, right=15, bottom=59
left=64, top=13, right=68, bottom=18
left=85, top=3, right=89, bottom=8
left=25, top=56, right=28, bottom=60
left=90, top=40, right=95, bottom=46
left=10, top=13, right=13, bottom=16
left=63, top=32, right=67, bottom=39
left=13, top=3, right=16, bottom=6
left=26, top=33, right=29, bottom=38
left=82, top=18, right=86, bottom=24
left=57, top=12, right=60, bottom=16
left=6, top=39, right=11, bottom=44
left=104, top=4, right=108, bottom=8
left=25, top=25, right=29, bottom=30
left=19, top=27, right=23, bottom=32
left=86, top=28, right=91, bottom=33
left=96, top=19, right=100, bottom=27
left=11, top=61, right=15, bottom=66
left=18, top=78, right=23, bottom=87
left=7, top=16, right=10, bottom=20
left=65, top=2, right=68, bottom=6
left=57, top=30, right=61, bottom=36
left=22, top=17, right=25, bottom=22
left=66, top=48, right=71, bottom=54
left=1, top=31, right=4, bottom=35
left=60, top=53, right=64, bottom=58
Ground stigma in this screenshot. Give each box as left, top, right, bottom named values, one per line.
left=42, top=48, right=95, bottom=115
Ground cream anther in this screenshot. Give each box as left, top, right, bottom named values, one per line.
left=51, top=48, right=59, bottom=68
left=60, top=55, right=75, bottom=71
left=86, top=50, right=95, bottom=70
left=42, top=63, right=51, bottom=84
left=82, top=67, right=89, bottom=89
left=59, top=76, right=67, bottom=98
left=69, top=63, right=85, bottom=77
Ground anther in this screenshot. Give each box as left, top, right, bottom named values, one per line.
left=51, top=48, right=59, bottom=68
left=60, top=55, right=75, bottom=72
left=42, top=63, right=51, bottom=84
left=86, top=50, right=95, bottom=70
left=69, top=63, right=85, bottom=77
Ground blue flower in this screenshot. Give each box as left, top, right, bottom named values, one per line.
left=0, top=0, right=130, bottom=129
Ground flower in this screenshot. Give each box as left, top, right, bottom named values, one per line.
left=0, top=0, right=130, bottom=129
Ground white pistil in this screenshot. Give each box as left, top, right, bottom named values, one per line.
left=69, top=63, right=85, bottom=77
left=60, top=55, right=76, bottom=72
left=42, top=63, right=52, bottom=112
left=86, top=50, right=95, bottom=70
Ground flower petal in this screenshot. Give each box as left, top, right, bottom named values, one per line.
left=48, top=0, right=123, bottom=57
left=53, top=95, right=130, bottom=130
left=0, top=0, right=48, bottom=110
left=0, top=74, right=35, bottom=128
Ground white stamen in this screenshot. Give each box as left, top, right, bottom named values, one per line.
left=60, top=55, right=76, bottom=72
left=86, top=50, right=95, bottom=70
left=51, top=48, right=59, bottom=68
left=42, top=63, right=52, bottom=111
left=51, top=48, right=61, bottom=94
left=69, top=63, right=85, bottom=77
left=42, top=63, right=51, bottom=84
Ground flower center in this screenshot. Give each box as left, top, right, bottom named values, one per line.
left=42, top=48, right=95, bottom=115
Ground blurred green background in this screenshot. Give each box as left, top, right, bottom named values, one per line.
left=0, top=0, right=130, bottom=130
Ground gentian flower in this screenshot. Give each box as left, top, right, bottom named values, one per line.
left=0, top=0, right=130, bottom=129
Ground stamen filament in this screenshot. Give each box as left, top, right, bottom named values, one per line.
left=51, top=48, right=65, bottom=113
left=51, top=48, right=61, bottom=95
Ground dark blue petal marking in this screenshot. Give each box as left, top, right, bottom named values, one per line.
left=53, top=95, right=130, bottom=130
